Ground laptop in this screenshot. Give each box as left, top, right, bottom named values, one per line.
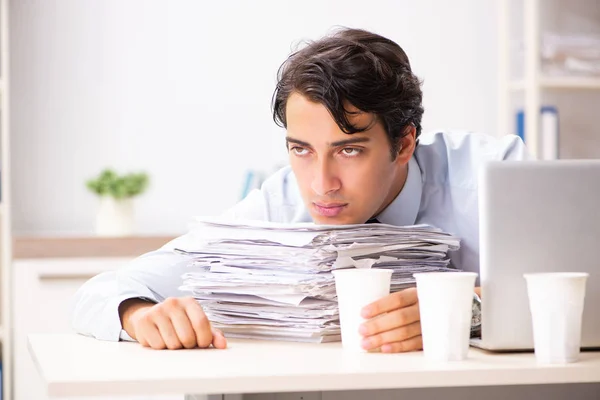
left=470, top=159, right=600, bottom=352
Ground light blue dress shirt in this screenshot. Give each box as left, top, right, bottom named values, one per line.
left=70, top=130, right=531, bottom=341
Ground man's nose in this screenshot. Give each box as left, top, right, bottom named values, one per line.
left=311, top=159, right=341, bottom=196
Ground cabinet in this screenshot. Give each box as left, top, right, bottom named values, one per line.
left=13, top=258, right=127, bottom=400
left=12, top=257, right=184, bottom=400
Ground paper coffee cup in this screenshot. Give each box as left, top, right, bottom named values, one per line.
left=524, top=272, right=589, bottom=364
left=414, top=271, right=478, bottom=361
left=332, top=268, right=393, bottom=351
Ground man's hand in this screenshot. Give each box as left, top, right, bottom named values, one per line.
left=359, top=288, right=421, bottom=353
left=119, top=297, right=227, bottom=350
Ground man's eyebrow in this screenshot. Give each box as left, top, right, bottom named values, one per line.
left=330, top=137, right=370, bottom=147
left=285, top=137, right=312, bottom=148
left=285, top=136, right=371, bottom=148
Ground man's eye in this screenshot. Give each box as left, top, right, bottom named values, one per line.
left=341, top=148, right=361, bottom=156
left=291, top=147, right=309, bottom=156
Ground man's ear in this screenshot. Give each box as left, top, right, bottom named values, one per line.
left=395, top=124, right=417, bottom=163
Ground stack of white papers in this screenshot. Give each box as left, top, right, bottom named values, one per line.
left=178, top=217, right=460, bottom=343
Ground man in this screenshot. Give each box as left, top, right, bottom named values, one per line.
left=70, top=28, right=530, bottom=353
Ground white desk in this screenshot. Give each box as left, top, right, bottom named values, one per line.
left=28, top=334, right=600, bottom=399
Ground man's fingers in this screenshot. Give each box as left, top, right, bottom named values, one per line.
left=154, top=312, right=183, bottom=350
left=169, top=305, right=199, bottom=349
left=134, top=297, right=226, bottom=350
left=360, top=303, right=420, bottom=336
left=137, top=333, right=149, bottom=347
left=212, top=328, right=228, bottom=349
left=143, top=323, right=168, bottom=350
left=361, top=321, right=421, bottom=350
left=361, top=288, right=418, bottom=318
left=380, top=335, right=423, bottom=353
left=135, top=310, right=167, bottom=349
left=184, top=299, right=213, bottom=348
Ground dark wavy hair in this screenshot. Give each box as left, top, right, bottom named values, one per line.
left=272, top=28, right=424, bottom=159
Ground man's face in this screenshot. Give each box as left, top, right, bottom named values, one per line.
left=285, top=92, right=413, bottom=225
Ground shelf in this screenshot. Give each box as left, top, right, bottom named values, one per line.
left=13, top=235, right=177, bottom=259
left=510, top=77, right=600, bottom=91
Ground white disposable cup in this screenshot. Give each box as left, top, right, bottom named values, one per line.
left=524, top=272, right=589, bottom=364
left=332, top=268, right=393, bottom=352
left=414, top=272, right=478, bottom=361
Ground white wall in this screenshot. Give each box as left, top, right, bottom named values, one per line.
left=10, top=0, right=499, bottom=235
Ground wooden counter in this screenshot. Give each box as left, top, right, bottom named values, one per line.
left=13, top=235, right=177, bottom=259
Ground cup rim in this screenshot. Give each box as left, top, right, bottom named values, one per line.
left=332, top=268, right=393, bottom=276
left=523, top=272, right=589, bottom=280
left=413, top=271, right=478, bottom=280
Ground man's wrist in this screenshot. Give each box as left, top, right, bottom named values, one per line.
left=119, top=298, right=155, bottom=339
left=470, top=292, right=482, bottom=338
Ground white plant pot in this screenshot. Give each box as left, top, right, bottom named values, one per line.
left=95, top=196, right=135, bottom=237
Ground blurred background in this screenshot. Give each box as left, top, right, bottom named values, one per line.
left=2, top=1, right=600, bottom=400
left=9, top=0, right=599, bottom=238
left=10, top=0, right=504, bottom=236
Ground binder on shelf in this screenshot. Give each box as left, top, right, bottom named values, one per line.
left=515, top=106, right=559, bottom=160
left=240, top=170, right=265, bottom=200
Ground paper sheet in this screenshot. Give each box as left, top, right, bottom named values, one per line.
left=178, top=217, right=461, bottom=342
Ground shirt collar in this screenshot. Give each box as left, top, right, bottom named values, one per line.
left=376, top=156, right=423, bottom=226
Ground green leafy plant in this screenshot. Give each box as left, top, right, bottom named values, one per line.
left=86, top=169, right=149, bottom=199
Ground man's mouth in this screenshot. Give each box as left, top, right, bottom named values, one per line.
left=312, top=202, right=348, bottom=217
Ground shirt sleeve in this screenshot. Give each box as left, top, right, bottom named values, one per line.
left=220, top=166, right=303, bottom=223
left=497, top=133, right=535, bottom=161
left=220, top=187, right=270, bottom=221
left=69, top=233, right=198, bottom=341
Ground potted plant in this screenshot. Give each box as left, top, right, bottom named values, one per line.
left=86, top=169, right=149, bottom=236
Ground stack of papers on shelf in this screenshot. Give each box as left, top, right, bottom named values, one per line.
left=541, top=32, right=600, bottom=76
left=178, top=217, right=460, bottom=343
